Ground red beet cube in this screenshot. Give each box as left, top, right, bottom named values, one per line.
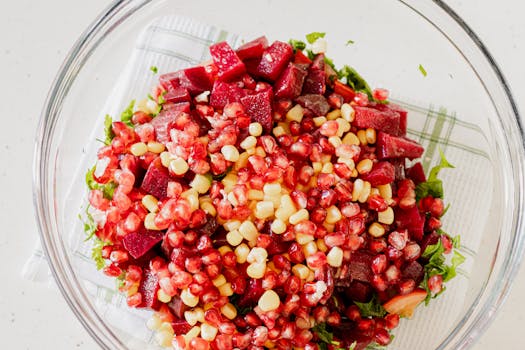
left=241, top=88, right=274, bottom=133
left=406, top=162, right=426, bottom=184
left=140, top=158, right=171, bottom=199
left=343, top=281, right=372, bottom=303
left=138, top=268, right=161, bottom=310
left=209, top=80, right=247, bottom=109
left=295, top=94, right=330, bottom=117
left=162, top=102, right=191, bottom=114
left=293, top=50, right=312, bottom=65
left=302, top=53, right=326, bottom=95
left=151, top=109, right=180, bottom=144
left=376, top=132, right=424, bottom=160
left=361, top=161, right=395, bottom=186
left=353, top=106, right=402, bottom=136
left=402, top=261, right=424, bottom=283
left=122, top=228, right=164, bottom=259
left=274, top=63, right=307, bottom=99
left=159, top=66, right=213, bottom=95
left=236, top=36, right=269, bottom=60
left=395, top=206, right=425, bottom=241
left=163, top=87, right=190, bottom=104
left=256, top=41, right=294, bottom=81
left=374, top=103, right=408, bottom=136
left=244, top=57, right=262, bottom=77
left=347, top=251, right=374, bottom=283
left=210, top=41, right=246, bottom=82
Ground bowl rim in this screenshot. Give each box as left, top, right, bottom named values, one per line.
left=33, top=0, right=525, bottom=349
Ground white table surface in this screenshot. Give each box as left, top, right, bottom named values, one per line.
left=1, top=0, right=524, bottom=349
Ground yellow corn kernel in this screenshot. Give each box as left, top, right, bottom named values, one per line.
left=292, top=264, right=310, bottom=280
left=356, top=159, right=373, bottom=175
left=169, top=157, right=189, bottom=175
left=246, top=262, right=266, bottom=279
left=378, top=207, right=395, bottom=225
left=157, top=289, right=172, bottom=303
left=378, top=184, right=393, bottom=200
left=271, top=219, right=287, bottom=234
left=221, top=303, right=238, bottom=320
left=141, top=195, right=159, bottom=213
left=160, top=151, right=172, bottom=168
left=326, top=108, right=342, bottom=121
left=200, top=202, right=217, bottom=216
left=341, top=103, right=355, bottom=122
left=235, top=243, right=250, bottom=264
left=365, top=128, right=377, bottom=144
left=200, top=323, right=218, bottom=342
left=342, top=132, right=360, bottom=146
left=258, top=290, right=281, bottom=312
left=222, top=173, right=238, bottom=192
left=191, top=174, right=212, bottom=194
left=247, top=247, right=268, bottom=264
left=212, top=275, right=227, bottom=288
left=328, top=136, right=342, bottom=148
left=184, top=326, right=201, bottom=344
left=144, top=213, right=160, bottom=230
left=312, top=162, right=323, bottom=174
left=147, top=141, right=165, bottom=154
left=130, top=142, right=148, bottom=157
left=316, top=238, right=328, bottom=252
left=239, top=221, right=258, bottom=241
left=254, top=146, right=266, bottom=158
left=321, top=163, right=334, bottom=174
left=358, top=181, right=372, bottom=203
left=234, top=152, right=250, bottom=171
left=296, top=233, right=315, bottom=245
left=147, top=314, right=162, bottom=330
left=302, top=241, right=318, bottom=257
left=180, top=289, right=199, bottom=307
left=263, top=183, right=282, bottom=196
left=218, top=282, right=234, bottom=297
left=352, top=179, right=364, bottom=202
left=273, top=126, right=287, bottom=137
left=223, top=220, right=241, bottom=232
left=249, top=122, right=263, bottom=137
left=325, top=206, right=343, bottom=224
left=286, top=104, right=304, bottom=123
left=240, top=136, right=257, bottom=150
left=248, top=189, right=264, bottom=201
left=221, top=145, right=240, bottom=162
left=226, top=230, right=243, bottom=246
left=289, top=209, right=309, bottom=225
left=368, top=222, right=386, bottom=237
left=313, top=116, right=327, bottom=127
left=336, top=118, right=351, bottom=137
left=218, top=245, right=232, bottom=255
left=357, top=129, right=368, bottom=146
left=326, top=246, right=344, bottom=267
left=255, top=200, right=274, bottom=219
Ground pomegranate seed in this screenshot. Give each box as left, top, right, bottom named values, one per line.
left=385, top=265, right=400, bottom=283
left=306, top=252, right=327, bottom=269
left=222, top=252, right=237, bottom=268
left=368, top=194, right=388, bottom=211
left=345, top=305, right=361, bottom=321
left=126, top=293, right=142, bottom=307
left=252, top=326, right=269, bottom=346
left=214, top=334, right=233, bottom=350
left=288, top=243, right=305, bottom=263
left=430, top=198, right=445, bottom=217
left=319, top=120, right=339, bottom=137
left=386, top=246, right=403, bottom=261
left=233, top=332, right=252, bottom=349
left=319, top=189, right=337, bottom=208
left=388, top=230, right=408, bottom=250
left=290, top=190, right=308, bottom=209
left=335, top=144, right=360, bottom=159
left=273, top=255, right=291, bottom=271
left=324, top=232, right=345, bottom=247
left=205, top=308, right=223, bottom=326
left=245, top=312, right=262, bottom=327
left=333, top=163, right=353, bottom=179
left=340, top=202, right=360, bottom=218
left=427, top=216, right=442, bottom=231
left=317, top=173, right=335, bottom=190
left=185, top=256, right=202, bottom=274
left=310, top=207, right=327, bottom=224
left=404, top=242, right=421, bottom=261
left=218, top=322, right=236, bottom=335
left=371, top=254, right=387, bottom=274
left=189, top=337, right=210, bottom=350
left=372, top=274, right=388, bottom=292
left=398, top=279, right=416, bottom=295
left=354, top=92, right=369, bottom=106
left=326, top=312, right=341, bottom=327
left=369, top=238, right=387, bottom=253
left=373, top=88, right=389, bottom=101
left=428, top=274, right=443, bottom=293
left=103, top=263, right=121, bottom=277
left=248, top=155, right=268, bottom=175
left=357, top=318, right=375, bottom=331
left=441, top=235, right=453, bottom=254
left=374, top=328, right=392, bottom=346
left=385, top=313, right=400, bottom=329
left=288, top=142, right=312, bottom=158
left=88, top=189, right=110, bottom=210
left=171, top=271, right=192, bottom=289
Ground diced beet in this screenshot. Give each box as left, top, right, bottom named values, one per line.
left=209, top=81, right=247, bottom=109
left=138, top=268, right=161, bottom=310
left=376, top=132, right=424, bottom=160
left=241, top=88, right=274, bottom=133
left=360, top=161, right=395, bottom=186
left=163, top=87, right=190, bottom=104
left=334, top=80, right=356, bottom=102
left=210, top=41, right=246, bottom=82
left=238, top=278, right=264, bottom=307
left=140, top=158, right=171, bottom=199
left=391, top=158, right=406, bottom=181
left=162, top=102, right=191, bottom=114
left=244, top=57, right=262, bottom=77
left=168, top=295, right=188, bottom=319
left=353, top=106, right=402, bottom=136
left=266, top=232, right=291, bottom=255
left=395, top=206, right=425, bottom=241
left=199, top=215, right=219, bottom=236
left=151, top=109, right=182, bottom=143
left=374, top=103, right=408, bottom=136
left=236, top=36, right=269, bottom=60
left=406, top=162, right=426, bottom=184
left=274, top=63, right=307, bottom=100
left=402, top=261, right=424, bottom=283
left=122, top=228, right=164, bottom=259
left=295, top=94, right=330, bottom=117
left=347, top=251, right=374, bottom=283
left=302, top=53, right=326, bottom=95
left=293, top=50, right=312, bottom=65
left=172, top=318, right=192, bottom=336
left=343, top=280, right=372, bottom=303
left=159, top=66, right=213, bottom=95
left=256, top=41, right=294, bottom=82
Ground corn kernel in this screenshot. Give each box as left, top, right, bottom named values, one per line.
left=191, top=174, right=212, bottom=194
left=223, top=220, right=241, bottom=232
left=358, top=181, right=372, bottom=203
left=180, top=289, right=199, bottom=307
left=326, top=247, right=343, bottom=267
left=234, top=152, right=250, bottom=171
left=336, top=118, right=351, bottom=137
left=249, top=122, right=263, bottom=137
left=184, top=308, right=204, bottom=326
left=212, top=275, right=227, bottom=288
left=227, top=192, right=239, bottom=206
left=337, top=157, right=355, bottom=170
left=312, top=162, right=323, bottom=173
left=325, top=206, right=343, bottom=224
left=323, top=222, right=335, bottom=233
left=316, top=238, right=328, bottom=252
left=326, top=109, right=342, bottom=121
left=130, top=142, right=148, bottom=156
left=155, top=330, right=173, bottom=347
left=157, top=289, right=172, bottom=303
left=296, top=233, right=315, bottom=245
left=365, top=128, right=377, bottom=144
left=200, top=323, right=218, bottom=342
left=328, top=136, right=342, bottom=148
left=258, top=290, right=281, bottom=312
left=254, top=146, right=266, bottom=158
left=356, top=159, right=373, bottom=175
left=221, top=303, right=238, bottom=320
left=369, top=222, right=386, bottom=237
left=247, top=247, right=268, bottom=264
left=352, top=179, right=364, bottom=202
left=247, top=262, right=266, bottom=279
left=221, top=145, right=240, bottom=162
left=218, top=282, right=234, bottom=296
left=239, top=221, right=258, bottom=241
left=271, top=219, right=287, bottom=234
left=184, top=326, right=201, bottom=344
left=160, top=151, right=172, bottom=168
left=341, top=103, right=355, bottom=122
left=378, top=207, right=394, bottom=225
left=286, top=104, right=304, bottom=123
left=342, top=132, right=360, bottom=146
left=218, top=245, right=232, bottom=255
left=313, top=116, right=327, bottom=127
left=321, top=163, right=334, bottom=174
left=302, top=241, right=318, bottom=257
left=235, top=243, right=250, bottom=264
left=273, top=126, right=287, bottom=137
left=263, top=183, right=282, bottom=196
left=378, top=184, right=392, bottom=200
left=144, top=213, right=160, bottom=230
left=147, top=141, right=165, bottom=154
left=247, top=189, right=264, bottom=201
left=357, top=130, right=368, bottom=146
left=289, top=209, right=309, bottom=225
left=255, top=201, right=274, bottom=219
left=170, top=157, right=189, bottom=175
left=292, top=264, right=310, bottom=280
left=226, top=230, right=243, bottom=246
left=147, top=314, right=162, bottom=330
left=200, top=202, right=217, bottom=216
left=222, top=173, right=238, bottom=192
left=240, top=136, right=257, bottom=150
left=142, top=195, right=159, bottom=213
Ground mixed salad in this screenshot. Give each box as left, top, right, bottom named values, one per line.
left=81, top=33, right=464, bottom=350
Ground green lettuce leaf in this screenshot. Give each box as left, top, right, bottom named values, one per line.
left=305, top=32, right=326, bottom=44
left=415, top=150, right=454, bottom=200
left=103, top=114, right=114, bottom=145
left=120, top=100, right=135, bottom=127
left=354, top=294, right=387, bottom=318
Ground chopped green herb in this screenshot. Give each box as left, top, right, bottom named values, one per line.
left=415, top=150, right=454, bottom=200
left=349, top=342, right=357, bottom=350
left=79, top=205, right=97, bottom=241
left=92, top=238, right=109, bottom=270
left=324, top=56, right=337, bottom=71
left=85, top=166, right=117, bottom=200
left=103, top=115, right=114, bottom=145
left=346, top=39, right=355, bottom=45
left=312, top=323, right=333, bottom=344
left=120, top=100, right=135, bottom=127
left=305, top=32, right=326, bottom=44
left=289, top=39, right=307, bottom=51
left=354, top=294, right=387, bottom=318
left=419, top=64, right=428, bottom=77
left=338, top=65, right=374, bottom=99
left=150, top=65, right=158, bottom=74
left=116, top=271, right=127, bottom=289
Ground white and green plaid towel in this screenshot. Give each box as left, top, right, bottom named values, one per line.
left=25, top=15, right=491, bottom=350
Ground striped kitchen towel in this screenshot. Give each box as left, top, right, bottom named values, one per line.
left=24, top=15, right=491, bottom=350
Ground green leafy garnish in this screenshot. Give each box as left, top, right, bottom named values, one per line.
left=120, top=100, right=135, bottom=127
left=354, top=294, right=387, bottom=318
left=116, top=271, right=127, bottom=289
left=338, top=65, right=374, bottom=99
left=85, top=166, right=117, bottom=200
left=289, top=39, right=307, bottom=51
left=305, top=32, right=326, bottom=44
left=150, top=65, right=158, bottom=74
left=92, top=237, right=109, bottom=270
left=419, top=64, right=428, bottom=77
left=312, top=323, right=333, bottom=344
left=346, top=39, right=355, bottom=45
left=415, top=150, right=454, bottom=200
left=103, top=115, right=114, bottom=145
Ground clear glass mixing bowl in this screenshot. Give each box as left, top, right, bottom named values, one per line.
left=33, top=0, right=525, bottom=349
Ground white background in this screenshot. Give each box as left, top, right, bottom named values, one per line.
left=0, top=0, right=524, bottom=348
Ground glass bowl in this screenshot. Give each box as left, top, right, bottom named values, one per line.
left=33, top=0, right=525, bottom=349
